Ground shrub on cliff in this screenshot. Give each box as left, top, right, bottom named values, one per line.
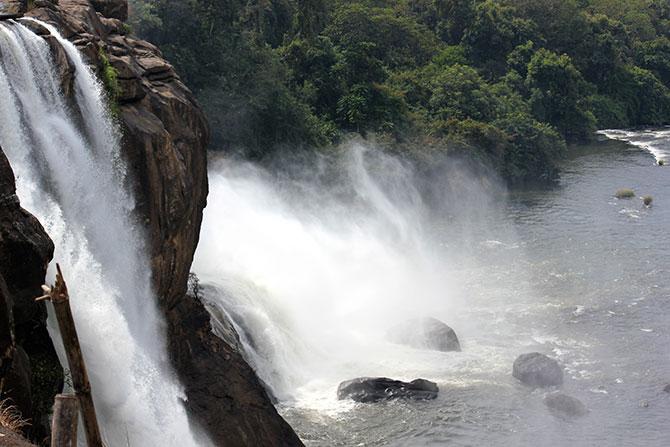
left=526, top=49, right=596, bottom=143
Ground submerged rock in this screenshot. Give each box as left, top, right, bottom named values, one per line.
left=388, top=317, right=461, bottom=352
left=513, top=352, right=563, bottom=388
left=544, top=392, right=587, bottom=417
left=337, top=377, right=439, bottom=403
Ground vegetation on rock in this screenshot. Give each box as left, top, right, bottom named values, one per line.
left=97, top=47, right=120, bottom=116
left=128, top=0, right=670, bottom=185
left=615, top=188, right=636, bottom=199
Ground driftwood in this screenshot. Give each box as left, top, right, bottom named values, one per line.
left=50, top=394, right=78, bottom=447
left=37, top=265, right=103, bottom=447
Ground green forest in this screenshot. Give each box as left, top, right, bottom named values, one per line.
left=128, top=0, right=670, bottom=185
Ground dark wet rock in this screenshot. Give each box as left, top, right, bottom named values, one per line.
left=544, top=392, right=587, bottom=417
left=513, top=352, right=563, bottom=388
left=168, top=293, right=302, bottom=446
left=0, top=147, right=63, bottom=441
left=337, top=377, right=439, bottom=403
left=90, top=0, right=127, bottom=21
left=388, top=317, right=461, bottom=352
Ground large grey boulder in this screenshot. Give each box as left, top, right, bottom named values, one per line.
left=387, top=317, right=461, bottom=352
left=513, top=352, right=563, bottom=387
left=337, top=377, right=439, bottom=403
left=544, top=392, right=587, bottom=417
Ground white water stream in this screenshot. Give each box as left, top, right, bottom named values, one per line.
left=0, top=19, right=204, bottom=446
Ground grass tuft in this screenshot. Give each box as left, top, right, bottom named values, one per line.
left=615, top=188, right=635, bottom=199
left=0, top=399, right=29, bottom=432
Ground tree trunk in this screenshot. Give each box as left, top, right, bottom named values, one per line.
left=41, top=265, right=103, bottom=447
left=50, top=394, right=78, bottom=447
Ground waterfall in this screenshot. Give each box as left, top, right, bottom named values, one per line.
left=192, top=147, right=503, bottom=408
left=0, top=20, right=205, bottom=446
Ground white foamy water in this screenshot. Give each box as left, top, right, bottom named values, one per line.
left=193, top=146, right=530, bottom=413
left=598, top=128, right=670, bottom=163
left=196, top=138, right=670, bottom=446
left=0, top=20, right=205, bottom=446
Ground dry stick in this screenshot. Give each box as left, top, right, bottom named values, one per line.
left=50, top=394, right=79, bottom=447
left=37, top=264, right=104, bottom=447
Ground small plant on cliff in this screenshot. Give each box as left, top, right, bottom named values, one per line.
left=188, top=272, right=202, bottom=301
left=98, top=47, right=120, bottom=117
left=0, top=399, right=29, bottom=432
left=643, top=195, right=653, bottom=206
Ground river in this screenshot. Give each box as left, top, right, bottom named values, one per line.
left=195, top=131, right=670, bottom=447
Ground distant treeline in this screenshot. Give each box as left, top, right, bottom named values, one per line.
left=129, top=0, right=670, bottom=185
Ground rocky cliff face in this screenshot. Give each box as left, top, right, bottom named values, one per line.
left=0, top=0, right=302, bottom=445
left=0, top=147, right=61, bottom=442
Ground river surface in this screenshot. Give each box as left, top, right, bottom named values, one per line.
left=196, top=131, right=670, bottom=447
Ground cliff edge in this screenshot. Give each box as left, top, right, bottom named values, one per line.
left=0, top=0, right=301, bottom=444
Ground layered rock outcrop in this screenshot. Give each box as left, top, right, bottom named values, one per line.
left=10, top=0, right=302, bottom=445
left=0, top=147, right=62, bottom=442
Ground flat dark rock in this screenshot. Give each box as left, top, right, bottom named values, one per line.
left=337, top=377, right=439, bottom=403
left=544, top=392, right=587, bottom=417
left=513, top=352, right=563, bottom=388
left=388, top=317, right=461, bottom=352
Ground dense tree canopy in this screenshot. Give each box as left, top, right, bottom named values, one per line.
left=128, top=0, right=670, bottom=185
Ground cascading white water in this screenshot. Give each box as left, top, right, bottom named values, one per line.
left=598, top=128, right=670, bottom=163
left=0, top=20, right=205, bottom=446
left=193, top=146, right=517, bottom=411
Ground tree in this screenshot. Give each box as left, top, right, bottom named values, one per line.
left=526, top=49, right=596, bottom=142
left=463, top=0, right=539, bottom=76
left=435, top=0, right=477, bottom=45
left=427, top=64, right=498, bottom=122
left=495, top=113, right=566, bottom=185
left=635, top=37, right=670, bottom=86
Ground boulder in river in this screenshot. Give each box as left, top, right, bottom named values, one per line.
left=544, top=392, right=587, bottom=417
left=387, top=317, right=461, bottom=352
left=513, top=352, right=563, bottom=388
left=337, top=377, right=439, bottom=403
